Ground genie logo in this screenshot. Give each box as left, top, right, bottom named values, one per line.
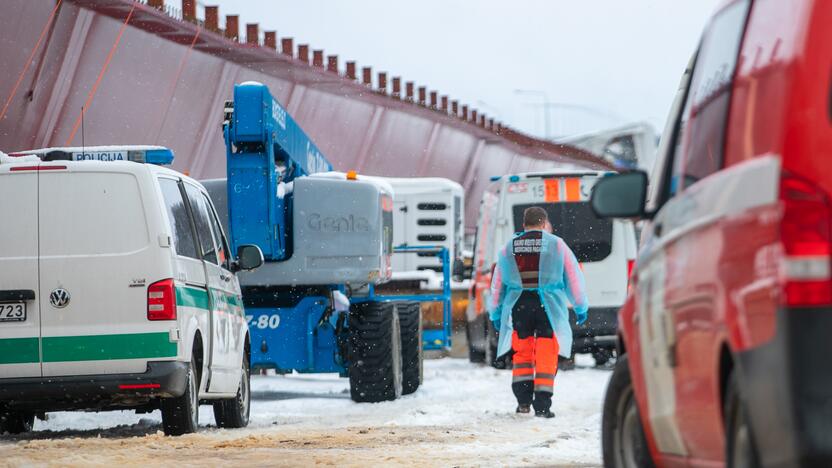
left=272, top=99, right=287, bottom=130
left=308, top=213, right=370, bottom=233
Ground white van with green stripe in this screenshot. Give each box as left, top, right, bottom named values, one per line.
left=0, top=147, right=262, bottom=436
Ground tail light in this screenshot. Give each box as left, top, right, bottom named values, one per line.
left=780, top=175, right=832, bottom=307
left=147, top=278, right=177, bottom=321
left=626, top=259, right=636, bottom=295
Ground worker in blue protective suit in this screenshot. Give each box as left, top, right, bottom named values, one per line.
left=488, top=206, right=589, bottom=418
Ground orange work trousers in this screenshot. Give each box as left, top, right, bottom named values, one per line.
left=511, top=290, right=559, bottom=412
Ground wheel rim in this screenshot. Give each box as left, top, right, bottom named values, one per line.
left=731, top=406, right=752, bottom=468
left=239, top=361, right=250, bottom=420
left=189, top=363, right=198, bottom=426
left=614, top=385, right=642, bottom=468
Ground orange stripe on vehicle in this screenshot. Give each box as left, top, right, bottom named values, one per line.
left=564, top=178, right=581, bottom=201
left=544, top=179, right=560, bottom=202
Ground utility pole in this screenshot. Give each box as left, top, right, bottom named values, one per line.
left=514, top=89, right=551, bottom=139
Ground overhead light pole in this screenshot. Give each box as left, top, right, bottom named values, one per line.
left=514, top=89, right=551, bottom=139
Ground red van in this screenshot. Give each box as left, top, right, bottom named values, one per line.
left=591, top=0, right=832, bottom=466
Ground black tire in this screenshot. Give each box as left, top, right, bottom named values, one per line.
left=213, top=350, right=251, bottom=428
left=0, top=410, right=34, bottom=435
left=725, top=370, right=760, bottom=468
left=162, top=358, right=199, bottom=436
left=594, top=348, right=614, bottom=367
left=602, top=354, right=655, bottom=468
left=398, top=302, right=423, bottom=395
left=558, top=352, right=576, bottom=371
left=349, top=301, right=403, bottom=403
left=467, top=321, right=486, bottom=363
left=486, top=318, right=509, bottom=369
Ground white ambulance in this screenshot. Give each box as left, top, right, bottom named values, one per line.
left=466, top=170, right=637, bottom=367
left=0, top=147, right=262, bottom=436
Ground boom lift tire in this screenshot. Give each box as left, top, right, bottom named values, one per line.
left=398, top=301, right=423, bottom=395
left=349, top=302, right=403, bottom=403
left=0, top=409, right=34, bottom=434
left=213, top=351, right=251, bottom=429
left=162, top=357, right=200, bottom=436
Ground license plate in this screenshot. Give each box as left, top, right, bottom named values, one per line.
left=0, top=302, right=26, bottom=322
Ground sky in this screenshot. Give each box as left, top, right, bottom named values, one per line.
left=209, top=0, right=721, bottom=139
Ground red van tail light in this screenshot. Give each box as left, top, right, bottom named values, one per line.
left=626, top=259, right=636, bottom=295
left=147, top=278, right=177, bottom=320
left=780, top=175, right=832, bottom=307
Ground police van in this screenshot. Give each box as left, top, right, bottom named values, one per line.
left=0, top=146, right=262, bottom=436
left=466, top=170, right=637, bottom=367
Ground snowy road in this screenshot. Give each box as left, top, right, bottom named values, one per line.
left=1, top=357, right=611, bottom=467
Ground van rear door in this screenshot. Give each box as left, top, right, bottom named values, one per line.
left=38, top=164, right=176, bottom=377
left=0, top=165, right=41, bottom=378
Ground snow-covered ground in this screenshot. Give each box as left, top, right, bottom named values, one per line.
left=1, top=356, right=611, bottom=467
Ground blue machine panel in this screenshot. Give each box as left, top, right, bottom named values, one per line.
left=224, top=82, right=332, bottom=261
left=246, top=296, right=343, bottom=374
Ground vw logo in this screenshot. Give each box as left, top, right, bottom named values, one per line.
left=49, top=288, right=71, bottom=309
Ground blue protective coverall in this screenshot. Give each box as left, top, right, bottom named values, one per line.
left=488, top=230, right=589, bottom=358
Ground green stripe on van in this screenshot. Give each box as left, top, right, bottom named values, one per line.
left=0, top=337, right=39, bottom=364
left=176, top=285, right=210, bottom=310
left=41, top=332, right=176, bottom=362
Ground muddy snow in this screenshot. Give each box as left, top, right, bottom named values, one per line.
left=0, top=357, right=610, bottom=467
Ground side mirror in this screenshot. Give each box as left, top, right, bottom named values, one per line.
left=590, top=171, right=649, bottom=219
left=233, top=244, right=264, bottom=272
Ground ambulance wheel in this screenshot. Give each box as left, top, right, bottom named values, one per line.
left=398, top=302, right=423, bottom=395
left=602, top=354, right=654, bottom=468
left=0, top=410, right=34, bottom=434
left=725, top=370, right=760, bottom=468
left=466, top=322, right=486, bottom=363
left=213, top=349, right=251, bottom=428
left=594, top=348, right=614, bottom=367
left=162, top=358, right=199, bottom=436
left=349, top=302, right=403, bottom=403
left=485, top=319, right=507, bottom=369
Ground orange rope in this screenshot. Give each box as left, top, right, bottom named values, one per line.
left=0, top=0, right=63, bottom=122
left=155, top=25, right=201, bottom=143
left=65, top=3, right=136, bottom=146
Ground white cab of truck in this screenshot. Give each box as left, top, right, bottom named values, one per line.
left=0, top=147, right=262, bottom=436
left=385, top=177, right=464, bottom=279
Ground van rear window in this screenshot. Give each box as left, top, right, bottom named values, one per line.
left=512, top=202, right=612, bottom=262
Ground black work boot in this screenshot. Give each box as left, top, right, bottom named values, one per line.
left=535, top=409, right=555, bottom=419
left=516, top=404, right=531, bottom=414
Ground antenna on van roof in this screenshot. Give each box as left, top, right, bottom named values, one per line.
left=81, top=105, right=85, bottom=158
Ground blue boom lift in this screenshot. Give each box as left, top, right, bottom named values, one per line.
left=204, top=81, right=451, bottom=402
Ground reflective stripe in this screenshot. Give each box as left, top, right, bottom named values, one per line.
left=535, top=385, right=554, bottom=393
left=513, top=362, right=534, bottom=369
left=513, top=374, right=535, bottom=383
left=519, top=271, right=539, bottom=279
left=544, top=179, right=560, bottom=201
left=535, top=373, right=556, bottom=381
left=564, top=178, right=581, bottom=201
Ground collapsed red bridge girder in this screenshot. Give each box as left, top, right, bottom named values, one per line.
left=0, top=0, right=612, bottom=231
